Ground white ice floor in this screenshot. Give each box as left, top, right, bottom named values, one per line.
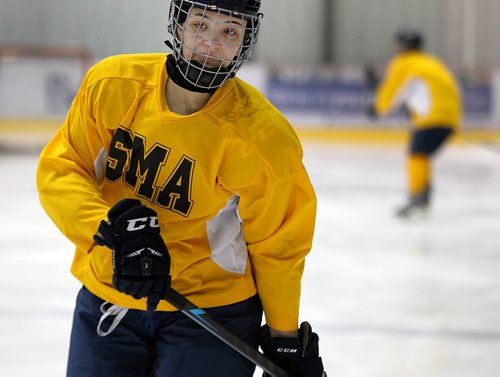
left=1, top=139, right=500, bottom=377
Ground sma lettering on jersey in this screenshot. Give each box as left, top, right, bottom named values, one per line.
left=105, top=127, right=194, bottom=217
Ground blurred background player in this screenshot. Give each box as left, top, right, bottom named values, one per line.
left=36, top=0, right=325, bottom=376
left=369, top=29, right=462, bottom=219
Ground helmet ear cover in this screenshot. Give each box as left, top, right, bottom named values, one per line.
left=167, top=0, right=263, bottom=92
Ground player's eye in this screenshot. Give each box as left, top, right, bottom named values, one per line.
left=223, top=27, right=242, bottom=39
left=194, top=22, right=206, bottom=30
left=186, top=17, right=207, bottom=33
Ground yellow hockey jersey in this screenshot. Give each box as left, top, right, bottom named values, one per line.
left=36, top=53, right=316, bottom=331
left=374, top=51, right=462, bottom=129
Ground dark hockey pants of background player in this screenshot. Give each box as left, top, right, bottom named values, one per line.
left=67, top=286, right=263, bottom=377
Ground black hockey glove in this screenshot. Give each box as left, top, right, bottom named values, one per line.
left=260, top=322, right=326, bottom=377
left=367, top=103, right=378, bottom=119
left=93, top=198, right=171, bottom=311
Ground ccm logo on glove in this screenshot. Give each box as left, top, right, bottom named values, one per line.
left=277, top=347, right=299, bottom=354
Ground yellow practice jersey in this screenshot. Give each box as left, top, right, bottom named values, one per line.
left=36, top=53, right=316, bottom=331
left=374, top=51, right=462, bottom=129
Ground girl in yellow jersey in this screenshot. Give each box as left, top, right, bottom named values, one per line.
left=36, top=1, right=325, bottom=376
left=371, top=30, right=462, bottom=219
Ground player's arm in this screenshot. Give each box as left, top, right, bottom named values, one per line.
left=237, top=164, right=315, bottom=331
left=234, top=130, right=324, bottom=375
left=36, top=68, right=110, bottom=252
left=373, top=58, right=408, bottom=116
left=237, top=167, right=324, bottom=377
left=269, top=328, right=298, bottom=337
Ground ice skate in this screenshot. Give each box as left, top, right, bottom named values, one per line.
left=395, top=185, right=431, bottom=220
left=395, top=201, right=429, bottom=220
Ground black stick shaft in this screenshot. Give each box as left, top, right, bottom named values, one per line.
left=163, top=288, right=290, bottom=377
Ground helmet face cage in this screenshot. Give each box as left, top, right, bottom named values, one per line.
left=168, top=0, right=262, bottom=90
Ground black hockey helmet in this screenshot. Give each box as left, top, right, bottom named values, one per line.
left=203, top=0, right=261, bottom=15
left=395, top=29, right=424, bottom=51
left=167, top=0, right=263, bottom=92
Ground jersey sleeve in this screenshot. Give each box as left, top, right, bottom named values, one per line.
left=36, top=67, right=110, bottom=252
left=225, top=111, right=317, bottom=331
left=374, top=57, right=408, bottom=116
left=238, top=165, right=316, bottom=331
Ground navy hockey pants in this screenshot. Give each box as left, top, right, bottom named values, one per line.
left=67, top=286, right=263, bottom=377
left=410, top=127, right=453, bottom=155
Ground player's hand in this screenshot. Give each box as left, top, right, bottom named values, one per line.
left=367, top=103, right=378, bottom=119
left=260, top=322, right=326, bottom=377
left=94, top=198, right=171, bottom=311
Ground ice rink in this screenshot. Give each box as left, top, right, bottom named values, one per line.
left=1, top=135, right=500, bottom=377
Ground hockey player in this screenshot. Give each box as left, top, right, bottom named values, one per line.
left=369, top=29, right=462, bottom=219
left=36, top=0, right=325, bottom=376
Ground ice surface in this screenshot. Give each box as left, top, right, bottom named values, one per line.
left=1, top=140, right=500, bottom=377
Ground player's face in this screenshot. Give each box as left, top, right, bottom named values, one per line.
left=394, top=41, right=407, bottom=54
left=178, top=8, right=247, bottom=69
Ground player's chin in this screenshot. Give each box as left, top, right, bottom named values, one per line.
left=193, top=55, right=226, bottom=69
left=204, top=60, right=226, bottom=69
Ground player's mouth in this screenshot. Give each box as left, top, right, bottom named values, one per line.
left=194, top=53, right=225, bottom=68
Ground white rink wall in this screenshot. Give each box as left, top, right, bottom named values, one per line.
left=1, top=57, right=500, bottom=128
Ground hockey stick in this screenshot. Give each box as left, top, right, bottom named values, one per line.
left=163, top=287, right=290, bottom=377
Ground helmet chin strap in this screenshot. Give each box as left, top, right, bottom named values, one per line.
left=164, top=41, right=233, bottom=93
